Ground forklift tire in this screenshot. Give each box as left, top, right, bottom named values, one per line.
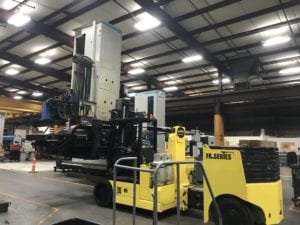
left=214, top=198, right=254, bottom=225
left=94, top=179, right=112, bottom=207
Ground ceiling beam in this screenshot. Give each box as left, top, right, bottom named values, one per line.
left=51, top=0, right=110, bottom=27
left=123, top=18, right=300, bottom=67
left=123, top=1, right=299, bottom=56
left=0, top=73, right=58, bottom=95
left=0, top=95, right=41, bottom=113
left=110, top=9, right=144, bottom=25
left=123, top=43, right=300, bottom=83
left=123, top=0, right=241, bottom=40
left=0, top=43, right=63, bottom=70
left=0, top=8, right=73, bottom=47
left=0, top=50, right=70, bottom=82
left=167, top=85, right=300, bottom=109
left=134, top=0, right=220, bottom=67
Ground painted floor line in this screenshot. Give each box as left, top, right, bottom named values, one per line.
left=0, top=191, right=50, bottom=208
left=0, top=168, right=93, bottom=188
left=39, top=176, right=94, bottom=188
left=38, top=208, right=60, bottom=225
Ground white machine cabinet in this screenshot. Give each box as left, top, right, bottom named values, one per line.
left=134, top=90, right=166, bottom=152
left=72, top=21, right=122, bottom=121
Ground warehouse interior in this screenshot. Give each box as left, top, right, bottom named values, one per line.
left=0, top=0, right=300, bottom=225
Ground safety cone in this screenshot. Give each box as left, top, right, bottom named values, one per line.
left=29, top=152, right=37, bottom=173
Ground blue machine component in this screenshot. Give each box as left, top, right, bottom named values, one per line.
left=41, top=101, right=51, bottom=120
left=41, top=91, right=79, bottom=120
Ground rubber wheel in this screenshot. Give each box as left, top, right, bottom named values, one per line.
left=93, top=178, right=113, bottom=207
left=214, top=198, right=254, bottom=225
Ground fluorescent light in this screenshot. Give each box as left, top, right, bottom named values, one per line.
left=128, top=68, right=145, bottom=75
left=182, top=55, right=203, bottom=63
left=263, top=36, right=291, bottom=47
left=40, top=49, right=56, bottom=57
left=279, top=66, right=300, bottom=75
left=189, top=93, right=202, bottom=96
left=124, top=82, right=140, bottom=87
left=163, top=86, right=178, bottom=92
left=134, top=12, right=161, bottom=31
left=212, top=78, right=231, bottom=85
left=13, top=95, right=23, bottom=100
left=261, top=26, right=288, bottom=36
left=130, top=62, right=146, bottom=67
left=7, top=12, right=31, bottom=27
left=32, top=92, right=43, bottom=97
left=5, top=88, right=19, bottom=92
left=35, top=57, right=51, bottom=65
left=131, top=86, right=147, bottom=91
left=165, top=80, right=177, bottom=85
left=276, top=60, right=298, bottom=66
left=165, top=80, right=182, bottom=85
left=223, top=78, right=231, bottom=84
left=127, top=93, right=136, bottom=97
left=5, top=68, right=19, bottom=75
left=17, top=90, right=28, bottom=95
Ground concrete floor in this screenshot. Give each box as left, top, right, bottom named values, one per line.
left=0, top=165, right=299, bottom=225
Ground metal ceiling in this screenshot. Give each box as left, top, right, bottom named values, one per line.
left=0, top=0, right=299, bottom=112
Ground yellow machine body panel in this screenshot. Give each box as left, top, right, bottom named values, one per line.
left=110, top=180, right=177, bottom=212
left=246, top=181, right=283, bottom=224
left=111, top=126, right=189, bottom=212
left=203, top=145, right=283, bottom=225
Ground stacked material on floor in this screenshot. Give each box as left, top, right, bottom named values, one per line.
left=239, top=140, right=277, bottom=148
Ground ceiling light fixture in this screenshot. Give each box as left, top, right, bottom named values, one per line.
left=7, top=11, right=31, bottom=27
left=40, top=49, right=56, bottom=57
left=34, top=57, right=51, bottom=65
left=17, top=90, right=28, bottom=95
left=212, top=78, right=231, bottom=85
left=279, top=66, right=300, bottom=75
left=182, top=55, right=203, bottom=63
left=262, top=36, right=291, bottom=47
left=165, top=80, right=182, bottom=85
left=5, top=88, right=19, bottom=92
left=13, top=95, right=23, bottom=100
left=32, top=91, right=43, bottom=97
left=128, top=68, right=145, bottom=75
left=127, top=92, right=136, bottom=97
left=130, top=62, right=146, bottom=67
left=276, top=60, right=298, bottom=66
left=134, top=12, right=161, bottom=31
left=261, top=26, right=288, bottom=36
left=5, top=68, right=19, bottom=75
left=131, top=86, right=147, bottom=91
left=163, top=86, right=178, bottom=92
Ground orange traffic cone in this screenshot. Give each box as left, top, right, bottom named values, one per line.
left=29, top=152, right=37, bottom=173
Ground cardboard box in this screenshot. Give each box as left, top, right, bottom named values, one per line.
left=281, top=142, right=295, bottom=152
left=239, top=140, right=277, bottom=148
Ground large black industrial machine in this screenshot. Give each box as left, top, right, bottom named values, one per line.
left=27, top=105, right=158, bottom=177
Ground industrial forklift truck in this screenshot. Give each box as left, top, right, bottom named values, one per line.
left=94, top=126, right=283, bottom=225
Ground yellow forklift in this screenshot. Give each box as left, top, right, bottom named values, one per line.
left=94, top=126, right=283, bottom=225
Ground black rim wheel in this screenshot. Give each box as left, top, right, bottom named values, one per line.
left=215, top=198, right=254, bottom=225
left=94, top=179, right=112, bottom=207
